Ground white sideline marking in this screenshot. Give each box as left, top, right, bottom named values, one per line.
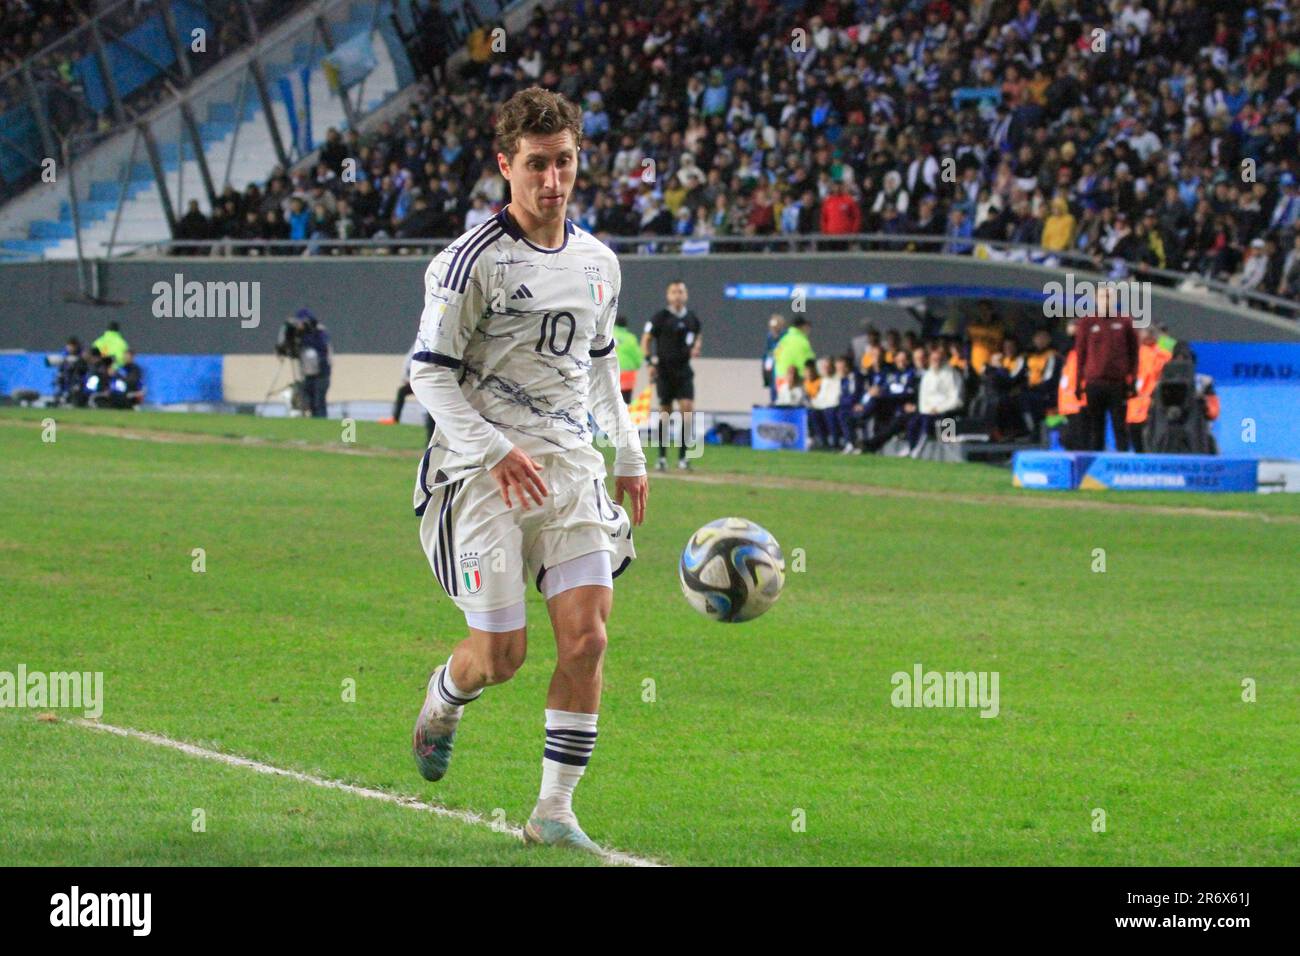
left=71, top=719, right=661, bottom=868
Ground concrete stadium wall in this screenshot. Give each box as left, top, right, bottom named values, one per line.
left=223, top=353, right=767, bottom=411
left=3, top=254, right=1298, bottom=364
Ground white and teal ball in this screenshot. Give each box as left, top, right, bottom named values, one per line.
left=679, top=517, right=785, bottom=623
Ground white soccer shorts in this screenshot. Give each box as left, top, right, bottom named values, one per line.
left=417, top=445, right=636, bottom=615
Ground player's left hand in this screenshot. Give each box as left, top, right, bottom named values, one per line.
left=614, top=474, right=648, bottom=526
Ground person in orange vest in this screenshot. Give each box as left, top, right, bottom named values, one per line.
left=1125, top=325, right=1174, bottom=452
left=1023, top=328, right=1060, bottom=436
left=858, top=327, right=882, bottom=375
left=965, top=302, right=1004, bottom=375
left=1056, top=319, right=1087, bottom=449
left=1200, top=373, right=1221, bottom=454
left=944, top=337, right=968, bottom=371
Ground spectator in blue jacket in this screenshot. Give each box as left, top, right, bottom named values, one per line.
left=839, top=352, right=872, bottom=453
left=583, top=92, right=610, bottom=138
left=701, top=69, right=728, bottom=116
left=944, top=207, right=974, bottom=255
left=287, top=197, right=311, bottom=252
left=861, top=349, right=921, bottom=453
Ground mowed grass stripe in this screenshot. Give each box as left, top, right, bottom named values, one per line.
left=5, top=408, right=1294, bottom=520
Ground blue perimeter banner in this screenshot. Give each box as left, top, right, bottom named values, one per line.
left=1187, top=341, right=1300, bottom=385
left=0, top=353, right=223, bottom=405
left=1190, top=342, right=1300, bottom=459
left=751, top=405, right=807, bottom=450
left=1014, top=452, right=1259, bottom=492
left=1079, top=454, right=1258, bottom=492
left=1011, top=451, right=1081, bottom=490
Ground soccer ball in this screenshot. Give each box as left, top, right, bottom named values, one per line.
left=679, top=517, right=785, bottom=623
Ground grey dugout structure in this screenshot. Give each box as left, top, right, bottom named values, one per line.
left=2, top=253, right=1297, bottom=412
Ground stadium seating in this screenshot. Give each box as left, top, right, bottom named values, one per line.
left=0, top=0, right=401, bottom=259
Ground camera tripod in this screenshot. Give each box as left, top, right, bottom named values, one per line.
left=264, top=354, right=308, bottom=416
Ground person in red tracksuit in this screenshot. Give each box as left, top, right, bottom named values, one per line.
left=1074, top=287, right=1140, bottom=451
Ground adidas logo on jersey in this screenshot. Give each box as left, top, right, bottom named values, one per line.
left=510, top=284, right=534, bottom=300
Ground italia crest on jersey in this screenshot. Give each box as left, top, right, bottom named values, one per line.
left=585, top=264, right=606, bottom=305
left=460, top=555, right=483, bottom=594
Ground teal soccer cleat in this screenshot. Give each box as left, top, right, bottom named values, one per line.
left=412, top=666, right=462, bottom=782
left=523, top=813, right=602, bottom=854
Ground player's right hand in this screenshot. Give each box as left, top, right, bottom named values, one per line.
left=491, top=447, right=548, bottom=510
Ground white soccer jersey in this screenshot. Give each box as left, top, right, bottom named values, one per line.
left=410, top=206, right=639, bottom=493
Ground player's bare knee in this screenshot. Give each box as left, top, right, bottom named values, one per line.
left=558, top=625, right=607, bottom=671
left=481, top=660, right=520, bottom=685
left=466, top=627, right=526, bottom=684
left=483, top=639, right=526, bottom=684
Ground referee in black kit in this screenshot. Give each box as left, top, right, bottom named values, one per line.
left=641, top=279, right=703, bottom=471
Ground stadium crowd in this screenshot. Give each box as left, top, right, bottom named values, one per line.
left=160, top=0, right=1300, bottom=305
left=0, top=0, right=83, bottom=75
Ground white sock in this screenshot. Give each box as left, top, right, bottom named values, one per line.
left=435, top=655, right=481, bottom=709
left=537, top=708, right=598, bottom=819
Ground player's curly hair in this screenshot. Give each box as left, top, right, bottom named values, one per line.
left=495, top=86, right=582, bottom=161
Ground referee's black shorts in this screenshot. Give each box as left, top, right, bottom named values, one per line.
left=655, top=363, right=694, bottom=404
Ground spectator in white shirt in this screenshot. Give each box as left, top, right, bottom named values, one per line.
left=611, top=134, right=644, bottom=179
left=916, top=347, right=965, bottom=446
left=1280, top=234, right=1300, bottom=298
left=463, top=194, right=493, bottom=230
left=809, top=357, right=843, bottom=449
left=1118, top=2, right=1151, bottom=36
left=516, top=46, right=543, bottom=80
left=676, top=152, right=707, bottom=190
left=872, top=170, right=910, bottom=216
left=1230, top=238, right=1269, bottom=292
left=471, top=167, right=505, bottom=204
left=1127, top=121, right=1163, bottom=163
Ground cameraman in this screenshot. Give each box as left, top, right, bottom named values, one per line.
left=105, top=350, right=145, bottom=408
left=295, top=308, right=332, bottom=418
left=82, top=350, right=116, bottom=407
left=52, top=337, right=86, bottom=406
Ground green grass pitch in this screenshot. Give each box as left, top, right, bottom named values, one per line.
left=0, top=407, right=1295, bottom=866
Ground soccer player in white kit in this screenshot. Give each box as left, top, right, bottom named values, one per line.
left=409, top=87, right=648, bottom=852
